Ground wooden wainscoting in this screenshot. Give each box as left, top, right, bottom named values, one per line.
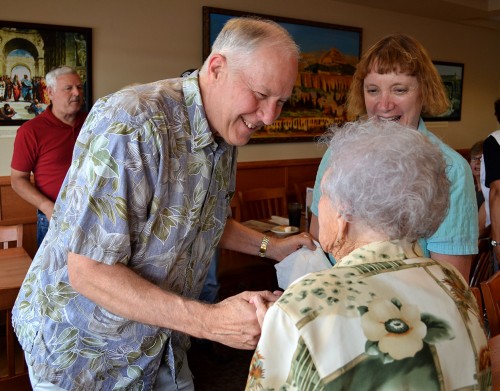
left=0, top=177, right=37, bottom=258
left=0, top=158, right=321, bottom=260
left=235, top=158, right=321, bottom=203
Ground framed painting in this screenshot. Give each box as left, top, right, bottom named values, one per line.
left=203, top=7, right=362, bottom=143
left=0, top=21, right=92, bottom=126
left=423, top=61, right=464, bottom=122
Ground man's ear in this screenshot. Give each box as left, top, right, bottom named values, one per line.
left=206, top=53, right=226, bottom=81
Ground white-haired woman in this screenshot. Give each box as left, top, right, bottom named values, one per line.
left=246, top=119, right=490, bottom=390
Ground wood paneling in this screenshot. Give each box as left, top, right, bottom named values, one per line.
left=235, top=158, right=321, bottom=203
left=0, top=177, right=37, bottom=258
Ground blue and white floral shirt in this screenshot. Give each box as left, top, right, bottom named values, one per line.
left=12, top=72, right=238, bottom=390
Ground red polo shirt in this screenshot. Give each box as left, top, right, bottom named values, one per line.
left=11, top=106, right=87, bottom=202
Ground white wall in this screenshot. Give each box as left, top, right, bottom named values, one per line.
left=1, top=0, right=500, bottom=175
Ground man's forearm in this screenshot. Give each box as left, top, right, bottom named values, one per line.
left=219, top=218, right=315, bottom=261
left=68, top=252, right=203, bottom=331
left=11, top=173, right=54, bottom=217
left=67, top=252, right=266, bottom=349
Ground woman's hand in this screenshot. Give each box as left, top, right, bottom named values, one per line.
left=249, top=290, right=283, bottom=327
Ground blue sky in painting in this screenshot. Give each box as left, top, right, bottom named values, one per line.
left=209, top=13, right=360, bottom=57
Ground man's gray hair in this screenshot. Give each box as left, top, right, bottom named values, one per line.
left=45, top=66, right=79, bottom=89
left=201, top=17, right=300, bottom=72
left=322, top=119, right=450, bottom=242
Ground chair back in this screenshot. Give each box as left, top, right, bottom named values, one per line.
left=240, top=187, right=288, bottom=221
left=230, top=194, right=242, bottom=222
left=470, top=286, right=486, bottom=328
left=0, top=225, right=23, bottom=249
left=481, top=271, right=500, bottom=337
left=0, top=225, right=29, bottom=388
left=0, top=288, right=30, bottom=389
left=470, top=238, right=493, bottom=287
left=293, top=180, right=315, bottom=207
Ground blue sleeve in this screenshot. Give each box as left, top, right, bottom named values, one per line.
left=311, top=149, right=331, bottom=217
left=419, top=147, right=478, bottom=256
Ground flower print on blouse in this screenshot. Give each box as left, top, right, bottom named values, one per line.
left=246, top=239, right=490, bottom=391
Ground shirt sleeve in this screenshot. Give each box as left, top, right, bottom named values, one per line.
left=311, top=149, right=331, bottom=217
left=421, top=148, right=478, bottom=256
left=11, top=124, right=37, bottom=173
left=484, top=135, right=500, bottom=187
left=246, top=304, right=303, bottom=390
left=59, top=98, right=158, bottom=266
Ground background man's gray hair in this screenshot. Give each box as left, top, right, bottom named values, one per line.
left=46, top=66, right=79, bottom=89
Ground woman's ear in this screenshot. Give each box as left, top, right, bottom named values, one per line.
left=335, top=213, right=347, bottom=243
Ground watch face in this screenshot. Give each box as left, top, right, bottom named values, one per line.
left=492, top=240, right=499, bottom=247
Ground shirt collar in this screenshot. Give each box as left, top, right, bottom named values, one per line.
left=182, top=70, right=219, bottom=152
left=44, top=105, right=87, bottom=128
left=336, top=239, right=423, bottom=267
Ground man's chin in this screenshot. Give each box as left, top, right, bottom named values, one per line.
left=228, top=128, right=256, bottom=146
left=230, top=136, right=252, bottom=147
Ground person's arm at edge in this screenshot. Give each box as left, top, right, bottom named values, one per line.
left=218, top=218, right=315, bottom=262
left=478, top=202, right=488, bottom=238
left=429, top=252, right=472, bottom=282
left=11, top=167, right=55, bottom=219
left=426, top=144, right=477, bottom=282
left=490, top=180, right=500, bottom=261
left=67, top=252, right=279, bottom=350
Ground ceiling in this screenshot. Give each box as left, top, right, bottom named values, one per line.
left=334, top=0, right=500, bottom=31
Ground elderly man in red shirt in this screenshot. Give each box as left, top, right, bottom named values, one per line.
left=11, top=65, right=87, bottom=247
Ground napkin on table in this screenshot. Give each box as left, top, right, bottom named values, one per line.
left=269, top=215, right=289, bottom=226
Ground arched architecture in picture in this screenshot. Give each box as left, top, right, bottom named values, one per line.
left=0, top=25, right=88, bottom=120
left=0, top=29, right=45, bottom=80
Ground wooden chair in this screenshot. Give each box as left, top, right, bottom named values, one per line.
left=0, top=225, right=23, bottom=249
left=481, top=271, right=500, bottom=337
left=230, top=194, right=242, bottom=222
left=471, top=286, right=483, bottom=314
left=470, top=238, right=493, bottom=288
left=0, top=288, right=30, bottom=390
left=293, top=180, right=315, bottom=207
left=239, top=187, right=288, bottom=221
left=0, top=225, right=30, bottom=389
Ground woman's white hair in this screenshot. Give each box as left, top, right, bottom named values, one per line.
left=322, top=119, right=450, bottom=242
left=200, top=17, right=300, bottom=72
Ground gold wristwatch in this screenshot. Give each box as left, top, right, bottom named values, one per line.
left=259, top=236, right=270, bottom=257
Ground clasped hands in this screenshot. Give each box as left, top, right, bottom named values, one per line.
left=248, top=289, right=282, bottom=327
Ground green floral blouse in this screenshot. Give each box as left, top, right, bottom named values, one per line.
left=12, top=72, right=238, bottom=390
left=246, top=240, right=491, bottom=390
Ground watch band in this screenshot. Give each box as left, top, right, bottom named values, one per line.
left=492, top=240, right=500, bottom=247
left=259, top=236, right=270, bottom=257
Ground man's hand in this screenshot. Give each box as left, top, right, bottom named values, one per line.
left=267, top=233, right=316, bottom=261
left=219, top=219, right=315, bottom=261
left=204, top=290, right=281, bottom=349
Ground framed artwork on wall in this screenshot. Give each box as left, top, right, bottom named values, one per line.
left=0, top=20, right=92, bottom=126
left=423, top=61, right=464, bottom=122
left=203, top=7, right=362, bottom=143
